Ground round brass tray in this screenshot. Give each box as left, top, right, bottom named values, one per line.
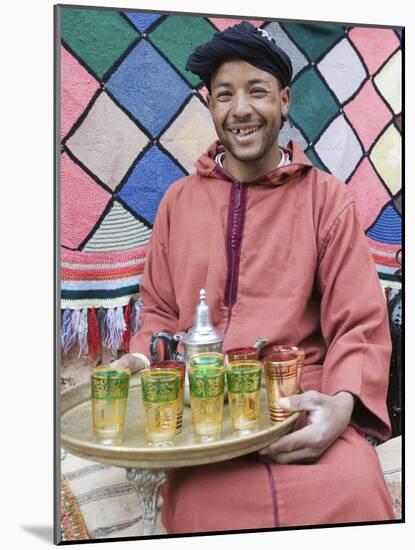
left=61, top=373, right=300, bottom=469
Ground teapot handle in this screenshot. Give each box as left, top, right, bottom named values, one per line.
left=150, top=332, right=179, bottom=362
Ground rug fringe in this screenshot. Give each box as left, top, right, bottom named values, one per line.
left=61, top=298, right=144, bottom=356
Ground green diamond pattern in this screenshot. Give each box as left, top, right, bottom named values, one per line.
left=61, top=7, right=139, bottom=79
left=289, top=68, right=339, bottom=142
left=149, top=16, right=216, bottom=86
left=281, top=22, right=345, bottom=61
left=305, top=148, right=329, bottom=172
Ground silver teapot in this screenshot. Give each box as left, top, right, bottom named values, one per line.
left=150, top=289, right=224, bottom=367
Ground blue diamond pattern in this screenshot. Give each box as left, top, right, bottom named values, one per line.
left=106, top=40, right=191, bottom=136
left=367, top=203, right=402, bottom=244
left=124, top=12, right=162, bottom=33
left=116, top=146, right=186, bottom=225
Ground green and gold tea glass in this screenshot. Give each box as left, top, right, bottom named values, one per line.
left=226, top=361, right=262, bottom=435
left=150, top=361, right=185, bottom=434
left=91, top=366, right=131, bottom=445
left=189, top=352, right=225, bottom=369
left=141, top=369, right=180, bottom=447
left=189, top=365, right=225, bottom=443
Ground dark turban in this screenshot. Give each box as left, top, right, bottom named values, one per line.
left=186, top=21, right=293, bottom=90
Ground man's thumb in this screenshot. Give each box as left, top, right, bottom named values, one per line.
left=278, top=393, right=302, bottom=410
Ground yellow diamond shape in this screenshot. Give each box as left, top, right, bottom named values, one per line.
left=374, top=50, right=401, bottom=115
left=160, top=96, right=217, bottom=173
left=370, top=124, right=401, bottom=195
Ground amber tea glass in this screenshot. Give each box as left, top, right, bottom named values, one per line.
left=141, top=369, right=180, bottom=447
left=272, top=345, right=305, bottom=389
left=263, top=354, right=299, bottom=424
left=226, top=361, right=262, bottom=435
left=225, top=346, right=259, bottom=363
left=91, top=366, right=130, bottom=445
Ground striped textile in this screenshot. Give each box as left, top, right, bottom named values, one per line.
left=60, top=452, right=166, bottom=540
left=61, top=247, right=147, bottom=309
left=83, top=201, right=152, bottom=252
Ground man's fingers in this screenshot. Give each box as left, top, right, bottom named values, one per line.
left=110, top=357, right=129, bottom=369
left=279, top=390, right=323, bottom=412
left=259, top=424, right=318, bottom=455
left=110, top=354, right=146, bottom=373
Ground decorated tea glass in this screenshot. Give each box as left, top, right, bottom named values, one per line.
left=90, top=366, right=131, bottom=445
left=141, top=369, right=180, bottom=447
left=188, top=365, right=225, bottom=443
left=226, top=360, right=262, bottom=435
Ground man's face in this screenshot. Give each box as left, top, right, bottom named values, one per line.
left=207, top=59, right=290, bottom=164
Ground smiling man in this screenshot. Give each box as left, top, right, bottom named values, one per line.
left=120, top=21, right=395, bottom=532
left=206, top=59, right=290, bottom=180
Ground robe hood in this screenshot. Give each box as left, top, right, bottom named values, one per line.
left=194, top=139, right=314, bottom=185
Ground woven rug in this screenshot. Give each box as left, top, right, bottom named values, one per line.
left=59, top=6, right=402, bottom=357
left=61, top=474, right=89, bottom=541
left=60, top=451, right=166, bottom=541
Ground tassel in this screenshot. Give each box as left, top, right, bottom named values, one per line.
left=77, top=308, right=89, bottom=358
left=131, top=298, right=144, bottom=335
left=97, top=307, right=107, bottom=339
left=61, top=309, right=77, bottom=354
left=88, top=308, right=101, bottom=360
left=123, top=302, right=131, bottom=352
left=103, top=306, right=126, bottom=354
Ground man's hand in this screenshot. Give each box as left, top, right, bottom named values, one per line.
left=258, top=390, right=355, bottom=464
left=110, top=353, right=149, bottom=374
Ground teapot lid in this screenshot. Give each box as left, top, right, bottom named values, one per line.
left=183, top=289, right=224, bottom=345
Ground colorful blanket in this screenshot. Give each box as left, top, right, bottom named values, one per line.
left=59, top=7, right=402, bottom=357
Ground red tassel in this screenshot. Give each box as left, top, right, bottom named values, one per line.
left=88, top=308, right=101, bottom=360
left=123, top=302, right=131, bottom=352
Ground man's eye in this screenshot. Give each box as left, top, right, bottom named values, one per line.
left=251, top=89, right=267, bottom=95
left=216, top=92, right=231, bottom=100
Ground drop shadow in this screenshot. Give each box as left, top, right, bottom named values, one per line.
left=20, top=525, right=54, bottom=543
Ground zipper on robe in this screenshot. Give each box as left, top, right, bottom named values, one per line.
left=224, top=181, right=247, bottom=335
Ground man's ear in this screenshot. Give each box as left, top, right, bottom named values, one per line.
left=281, top=86, right=291, bottom=118
left=206, top=92, right=212, bottom=112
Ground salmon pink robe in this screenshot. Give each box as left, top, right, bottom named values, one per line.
left=130, top=140, right=395, bottom=531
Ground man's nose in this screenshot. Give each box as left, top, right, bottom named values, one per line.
left=232, top=92, right=253, bottom=118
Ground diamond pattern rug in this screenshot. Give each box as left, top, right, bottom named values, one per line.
left=59, top=7, right=402, bottom=359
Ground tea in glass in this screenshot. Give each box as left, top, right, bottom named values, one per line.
left=150, top=361, right=185, bottom=434
left=141, top=369, right=180, bottom=447
left=272, top=345, right=305, bottom=389
left=189, top=366, right=225, bottom=442
left=91, top=366, right=130, bottom=445
left=264, top=355, right=299, bottom=423
left=226, top=361, right=262, bottom=435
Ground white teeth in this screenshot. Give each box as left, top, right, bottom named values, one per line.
left=231, top=126, right=259, bottom=135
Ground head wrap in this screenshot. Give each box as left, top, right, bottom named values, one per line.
left=186, top=21, right=293, bottom=90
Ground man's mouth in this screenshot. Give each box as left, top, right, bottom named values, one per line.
left=228, top=125, right=262, bottom=137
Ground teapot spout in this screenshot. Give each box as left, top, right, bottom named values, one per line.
left=254, top=337, right=268, bottom=350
